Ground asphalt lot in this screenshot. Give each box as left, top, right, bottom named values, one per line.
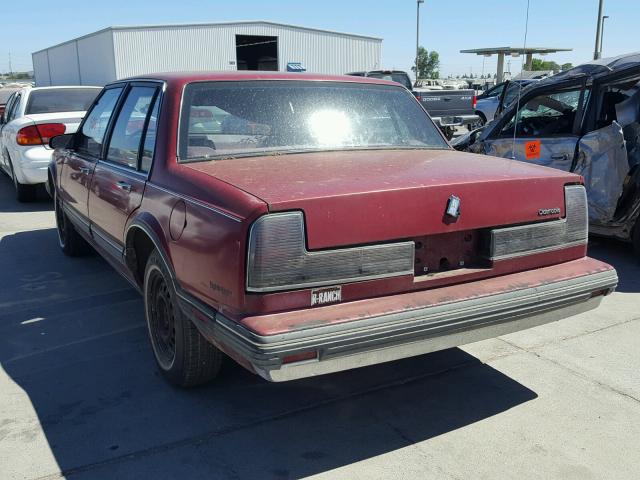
left=1, top=172, right=639, bottom=480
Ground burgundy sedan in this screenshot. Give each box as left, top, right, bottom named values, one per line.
left=48, top=72, right=617, bottom=387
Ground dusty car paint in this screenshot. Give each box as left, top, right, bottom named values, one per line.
left=51, top=71, right=616, bottom=383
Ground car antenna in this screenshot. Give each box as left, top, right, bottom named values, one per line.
left=511, top=0, right=531, bottom=159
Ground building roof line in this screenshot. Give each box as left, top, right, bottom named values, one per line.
left=32, top=20, right=382, bottom=55
left=460, top=47, right=572, bottom=55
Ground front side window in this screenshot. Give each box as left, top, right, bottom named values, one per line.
left=482, top=83, right=505, bottom=99
left=106, top=86, right=158, bottom=169
left=6, top=93, right=22, bottom=122
left=76, top=87, right=123, bottom=157
left=500, top=88, right=587, bottom=137
left=179, top=81, right=448, bottom=162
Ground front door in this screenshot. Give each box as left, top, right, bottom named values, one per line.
left=59, top=87, right=123, bottom=226
left=88, top=84, right=160, bottom=258
left=483, top=86, right=587, bottom=173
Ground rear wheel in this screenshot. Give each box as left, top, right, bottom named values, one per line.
left=468, top=112, right=486, bottom=131
left=55, top=188, right=87, bottom=256
left=9, top=160, right=36, bottom=203
left=144, top=250, right=223, bottom=387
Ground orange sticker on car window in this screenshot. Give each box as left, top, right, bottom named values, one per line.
left=525, top=140, right=541, bottom=160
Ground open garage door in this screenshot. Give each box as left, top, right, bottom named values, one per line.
left=236, top=35, right=278, bottom=71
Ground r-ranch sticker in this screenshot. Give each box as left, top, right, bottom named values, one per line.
left=311, top=286, right=342, bottom=306
left=525, top=140, right=541, bottom=160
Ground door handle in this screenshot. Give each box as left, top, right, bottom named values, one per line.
left=550, top=154, right=569, bottom=161
left=115, top=181, right=132, bottom=192
left=79, top=167, right=91, bottom=175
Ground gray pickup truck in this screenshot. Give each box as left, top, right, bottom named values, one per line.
left=347, top=70, right=480, bottom=139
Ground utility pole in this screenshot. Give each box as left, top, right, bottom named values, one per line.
left=8, top=51, right=12, bottom=78
left=600, top=15, right=609, bottom=57
left=593, top=0, right=605, bottom=60
left=415, top=0, right=424, bottom=85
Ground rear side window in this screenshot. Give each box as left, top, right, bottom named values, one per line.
left=75, top=88, right=123, bottom=158
left=106, top=86, right=158, bottom=169
left=26, top=88, right=100, bottom=115
left=140, top=94, right=160, bottom=173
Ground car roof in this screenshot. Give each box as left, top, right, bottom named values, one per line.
left=537, top=51, right=640, bottom=86
left=118, top=71, right=400, bottom=88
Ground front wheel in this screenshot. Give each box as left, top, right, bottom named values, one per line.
left=54, top=188, right=87, bottom=256
left=144, top=250, right=223, bottom=387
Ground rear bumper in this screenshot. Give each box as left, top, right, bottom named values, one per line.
left=432, top=114, right=480, bottom=127
left=197, top=258, right=617, bottom=382
left=13, top=146, right=51, bottom=184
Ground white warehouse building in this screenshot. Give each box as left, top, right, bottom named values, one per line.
left=32, top=21, right=382, bottom=86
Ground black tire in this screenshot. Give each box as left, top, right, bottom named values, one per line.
left=54, top=188, right=87, bottom=256
left=633, top=218, right=640, bottom=260
left=469, top=112, right=486, bottom=131
left=144, top=250, right=223, bottom=387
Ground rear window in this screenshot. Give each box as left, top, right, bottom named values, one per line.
left=0, top=89, right=19, bottom=104
left=179, top=81, right=447, bottom=161
left=366, top=72, right=412, bottom=90
left=26, top=88, right=100, bottom=115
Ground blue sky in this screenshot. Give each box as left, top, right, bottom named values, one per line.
left=1, top=0, right=632, bottom=77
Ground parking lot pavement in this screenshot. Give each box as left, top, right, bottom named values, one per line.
left=1, top=174, right=639, bottom=480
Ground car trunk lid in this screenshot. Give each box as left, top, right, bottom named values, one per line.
left=186, top=149, right=577, bottom=250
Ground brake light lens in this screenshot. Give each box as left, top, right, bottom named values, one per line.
left=16, top=123, right=66, bottom=146
left=486, top=185, right=588, bottom=260
left=472, top=95, right=477, bottom=109
left=246, top=211, right=414, bottom=292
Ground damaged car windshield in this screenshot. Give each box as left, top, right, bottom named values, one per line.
left=179, top=81, right=448, bottom=161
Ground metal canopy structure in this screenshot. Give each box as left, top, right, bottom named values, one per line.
left=460, top=47, right=573, bottom=83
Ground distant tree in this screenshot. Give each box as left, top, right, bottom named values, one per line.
left=411, top=47, right=440, bottom=79
left=530, top=58, right=567, bottom=72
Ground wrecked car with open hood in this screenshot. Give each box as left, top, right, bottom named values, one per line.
left=453, top=53, right=640, bottom=257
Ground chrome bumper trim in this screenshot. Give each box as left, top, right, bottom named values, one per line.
left=213, top=268, right=617, bottom=382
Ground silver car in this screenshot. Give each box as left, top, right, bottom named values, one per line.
left=475, top=80, right=537, bottom=125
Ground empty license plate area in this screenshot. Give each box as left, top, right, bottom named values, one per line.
left=413, top=230, right=486, bottom=277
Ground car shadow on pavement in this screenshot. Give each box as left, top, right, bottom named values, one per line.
left=0, top=173, right=52, bottom=212
left=0, top=228, right=539, bottom=479
left=588, top=238, right=640, bottom=293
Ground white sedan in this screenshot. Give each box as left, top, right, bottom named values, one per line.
left=0, top=86, right=101, bottom=201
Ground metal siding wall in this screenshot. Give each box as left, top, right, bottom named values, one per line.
left=112, top=23, right=381, bottom=78
left=46, top=42, right=80, bottom=85
left=32, top=51, right=51, bottom=86
left=77, top=31, right=116, bottom=85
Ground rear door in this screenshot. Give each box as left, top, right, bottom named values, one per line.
left=482, top=85, right=588, bottom=173
left=88, top=83, right=161, bottom=258
left=0, top=92, right=19, bottom=173
left=59, top=86, right=123, bottom=228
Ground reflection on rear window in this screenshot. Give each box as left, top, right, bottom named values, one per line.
left=26, top=88, right=100, bottom=114
left=0, top=89, right=19, bottom=103
left=179, top=81, right=448, bottom=161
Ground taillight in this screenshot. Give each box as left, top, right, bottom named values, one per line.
left=415, top=93, right=422, bottom=101
left=16, top=123, right=66, bottom=146
left=472, top=95, right=477, bottom=109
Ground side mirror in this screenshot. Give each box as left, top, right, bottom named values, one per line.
left=50, top=133, right=74, bottom=150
